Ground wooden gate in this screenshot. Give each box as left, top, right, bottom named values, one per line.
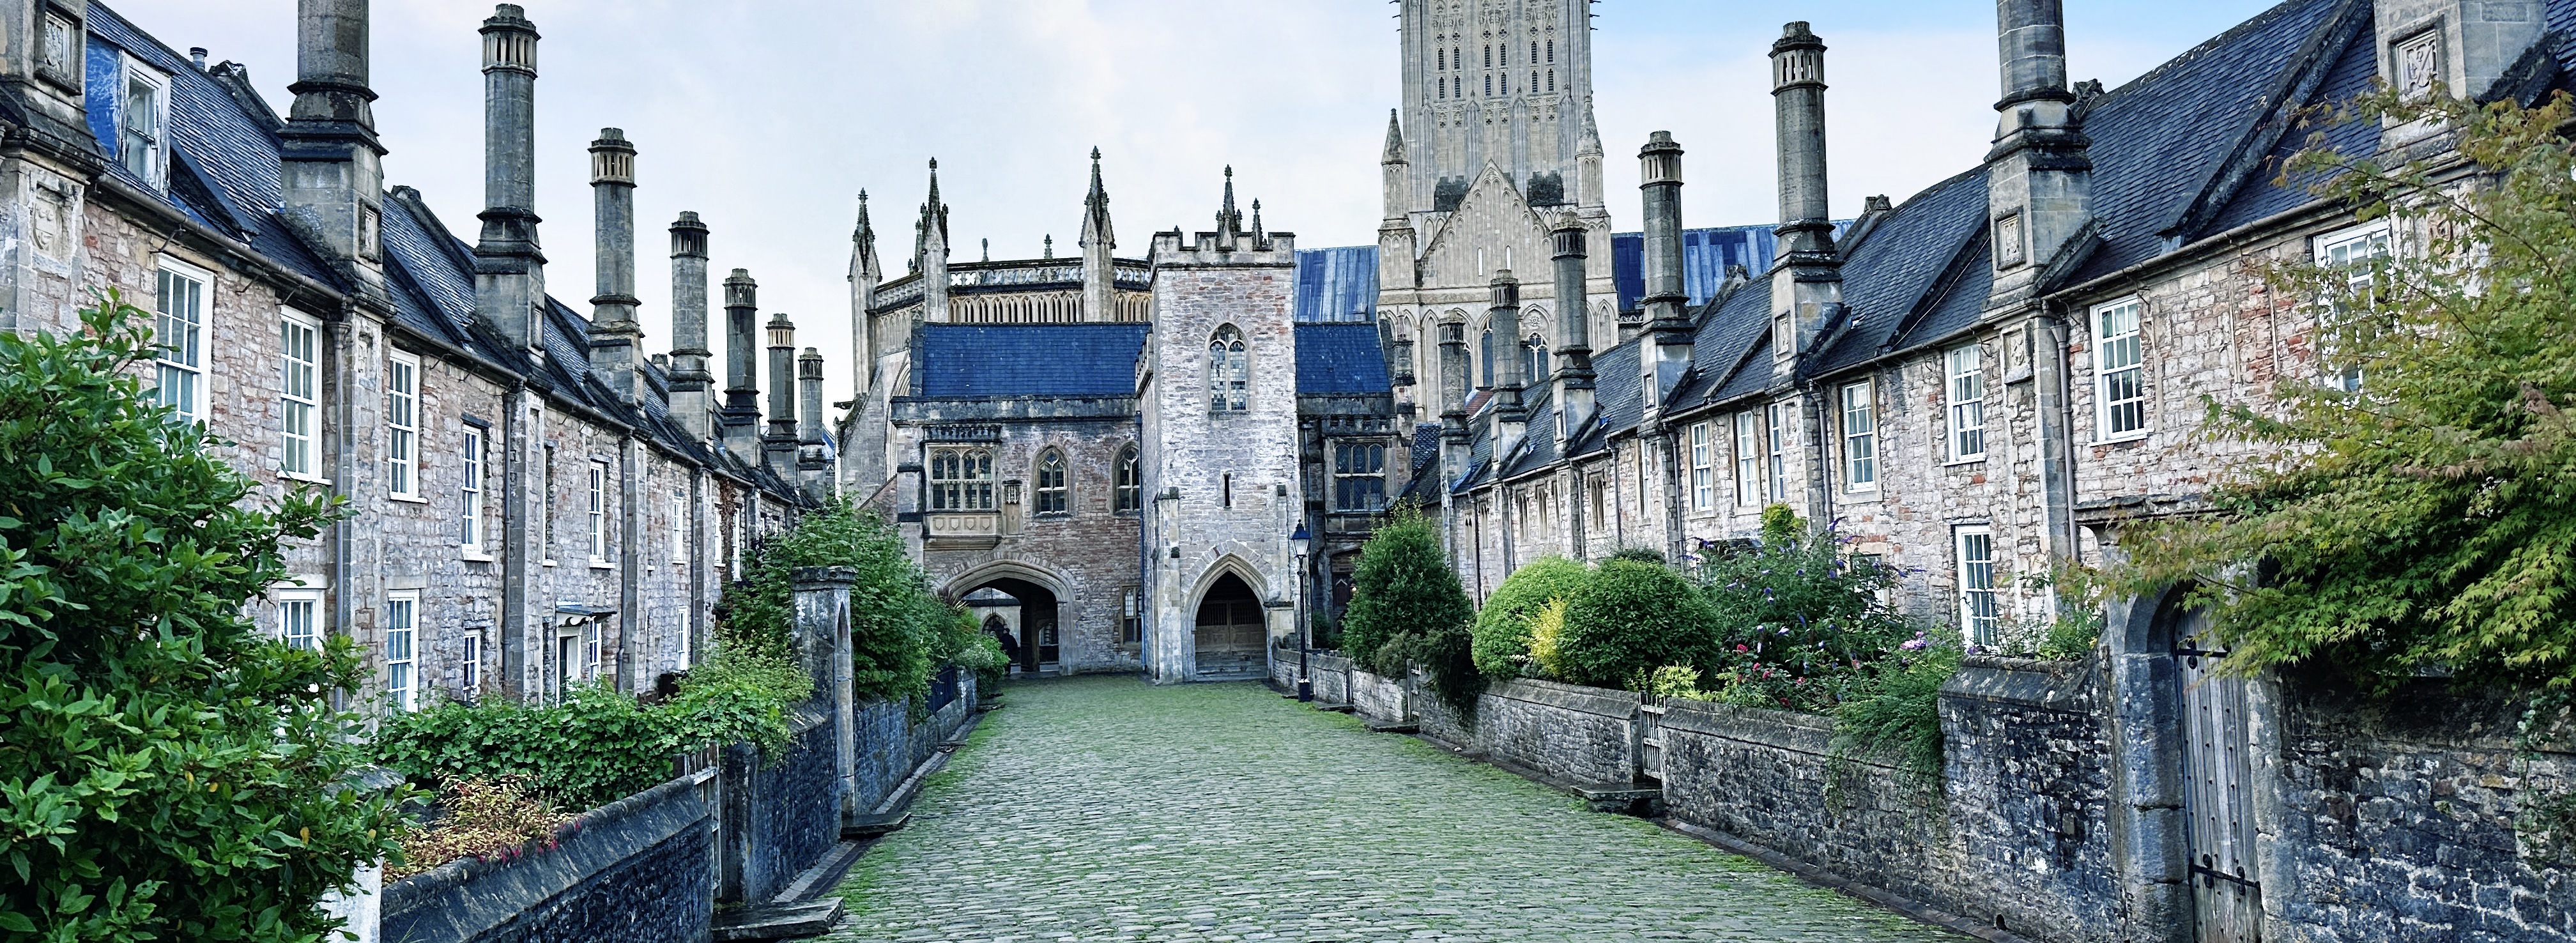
left=2177, top=610, right=2262, bottom=943
left=1193, top=574, right=1266, bottom=678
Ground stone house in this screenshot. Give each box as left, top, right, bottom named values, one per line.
left=0, top=0, right=817, bottom=712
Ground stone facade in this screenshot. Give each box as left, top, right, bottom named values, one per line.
left=1, top=3, right=815, bottom=721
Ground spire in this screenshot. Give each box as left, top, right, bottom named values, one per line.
left=1216, top=165, right=1243, bottom=236
left=1251, top=199, right=1264, bottom=241
left=914, top=158, right=948, bottom=272
left=1381, top=109, right=1406, bottom=163
left=853, top=189, right=873, bottom=242
left=1080, top=146, right=1115, bottom=252
left=1044, top=234, right=1054, bottom=259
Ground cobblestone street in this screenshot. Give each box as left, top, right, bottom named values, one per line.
left=824, top=676, right=1966, bottom=942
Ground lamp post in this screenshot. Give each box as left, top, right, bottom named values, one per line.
left=1290, top=522, right=1312, bottom=702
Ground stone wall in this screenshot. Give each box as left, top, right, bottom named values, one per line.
left=721, top=709, right=842, bottom=904
left=379, top=770, right=717, bottom=943
left=1935, top=657, right=2118, bottom=943
left=2267, top=675, right=2576, bottom=943
left=1475, top=679, right=1641, bottom=788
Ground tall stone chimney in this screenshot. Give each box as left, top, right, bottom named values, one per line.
left=763, top=312, right=798, bottom=479
left=1551, top=213, right=1595, bottom=448
left=1769, top=22, right=1844, bottom=373
left=279, top=0, right=387, bottom=300
left=1489, top=271, right=1529, bottom=458
left=1437, top=321, right=1471, bottom=494
left=1986, top=0, right=2091, bottom=307
left=718, top=270, right=761, bottom=459
left=1637, top=132, right=1691, bottom=402
left=797, top=346, right=828, bottom=501
left=472, top=4, right=545, bottom=357
left=586, top=128, right=641, bottom=402
left=668, top=212, right=712, bottom=444
left=1079, top=149, right=1116, bottom=321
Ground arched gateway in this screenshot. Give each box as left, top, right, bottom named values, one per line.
left=1192, top=572, right=1266, bottom=679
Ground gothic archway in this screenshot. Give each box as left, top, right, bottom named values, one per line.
left=1191, top=572, right=1265, bottom=680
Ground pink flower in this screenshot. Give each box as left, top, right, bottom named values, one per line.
left=1901, top=638, right=1928, bottom=650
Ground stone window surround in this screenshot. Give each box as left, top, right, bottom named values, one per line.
left=385, top=589, right=418, bottom=712
left=1032, top=448, right=1070, bottom=516
left=1840, top=379, right=1877, bottom=494
left=279, top=308, right=325, bottom=484
left=1953, top=524, right=2000, bottom=646
left=152, top=256, right=209, bottom=426
left=1114, top=444, right=1142, bottom=514
left=1733, top=411, right=1761, bottom=507
left=2312, top=219, right=2393, bottom=394
left=387, top=349, right=422, bottom=502
left=1945, top=343, right=1986, bottom=463
left=586, top=459, right=611, bottom=567
left=1687, top=420, right=1713, bottom=512
left=460, top=421, right=490, bottom=559
left=2091, top=296, right=2149, bottom=443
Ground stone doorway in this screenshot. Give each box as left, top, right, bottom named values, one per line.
left=960, top=578, right=1060, bottom=675
left=1193, top=572, right=1265, bottom=680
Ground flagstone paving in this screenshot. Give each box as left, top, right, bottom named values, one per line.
left=823, top=675, right=1968, bottom=943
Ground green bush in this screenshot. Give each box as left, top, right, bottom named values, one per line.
left=1554, top=558, right=1722, bottom=691
left=724, top=501, right=945, bottom=705
left=1340, top=509, right=1478, bottom=711
left=0, top=292, right=408, bottom=940
left=376, top=648, right=811, bottom=811
left=1698, top=510, right=1919, bottom=712
left=1832, top=641, right=1964, bottom=787
left=1471, top=556, right=1590, bottom=678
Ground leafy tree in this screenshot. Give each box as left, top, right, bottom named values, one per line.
left=1554, top=558, right=1722, bottom=691
left=1699, top=508, right=1917, bottom=711
left=1470, top=556, right=1589, bottom=678
left=2116, top=89, right=2576, bottom=692
left=723, top=501, right=942, bottom=705
left=0, top=292, right=406, bottom=940
left=1339, top=509, right=1477, bottom=711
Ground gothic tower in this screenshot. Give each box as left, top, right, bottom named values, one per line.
left=1397, top=0, right=1594, bottom=220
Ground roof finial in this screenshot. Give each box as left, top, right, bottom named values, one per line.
left=981, top=238, right=989, bottom=263
left=1044, top=234, right=1055, bottom=258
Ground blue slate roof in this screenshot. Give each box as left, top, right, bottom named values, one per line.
left=915, top=324, right=1147, bottom=397
left=1610, top=224, right=1791, bottom=312
left=1294, top=323, right=1392, bottom=394
left=1294, top=246, right=1380, bottom=323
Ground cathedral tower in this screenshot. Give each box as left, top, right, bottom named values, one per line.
left=1397, top=0, right=1594, bottom=219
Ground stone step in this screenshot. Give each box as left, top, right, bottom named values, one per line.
left=843, top=811, right=910, bottom=839
left=1365, top=719, right=1420, bottom=733
left=712, top=898, right=845, bottom=942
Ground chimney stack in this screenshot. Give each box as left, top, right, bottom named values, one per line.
left=668, top=213, right=713, bottom=443
left=1986, top=0, right=2092, bottom=306
left=1437, top=321, right=1471, bottom=495
left=763, top=312, right=798, bottom=479
left=1551, top=213, right=1595, bottom=447
left=718, top=270, right=762, bottom=459
left=587, top=128, right=641, bottom=402
left=472, top=4, right=545, bottom=356
left=1637, top=132, right=1692, bottom=402
left=1489, top=271, right=1528, bottom=458
left=797, top=347, right=829, bottom=501
left=1770, top=22, right=1845, bottom=371
left=280, top=0, right=388, bottom=300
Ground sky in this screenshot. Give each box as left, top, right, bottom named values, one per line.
left=116, top=0, right=2276, bottom=404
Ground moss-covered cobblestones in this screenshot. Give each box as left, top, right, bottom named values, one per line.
left=825, top=676, right=1966, bottom=942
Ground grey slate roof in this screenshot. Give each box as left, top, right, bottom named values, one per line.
left=1294, top=323, right=1392, bottom=394
left=914, top=324, right=1148, bottom=398
left=1294, top=246, right=1380, bottom=322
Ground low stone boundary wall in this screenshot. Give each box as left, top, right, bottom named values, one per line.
left=1305, top=650, right=2576, bottom=943
left=721, top=708, right=843, bottom=904
left=380, top=770, right=717, bottom=943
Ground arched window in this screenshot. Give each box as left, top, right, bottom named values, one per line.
left=1483, top=45, right=1491, bottom=68
left=1115, top=445, right=1142, bottom=512
left=1034, top=448, right=1068, bottom=514
left=1438, top=47, right=1446, bottom=70
left=1548, top=69, right=1556, bottom=92
left=1526, top=334, right=1549, bottom=381
left=1483, top=75, right=1492, bottom=96
left=1530, top=42, right=1539, bottom=66
left=1547, top=39, right=1554, bottom=63
left=928, top=447, right=993, bottom=511
left=1531, top=70, right=1538, bottom=94
left=1208, top=325, right=1249, bottom=411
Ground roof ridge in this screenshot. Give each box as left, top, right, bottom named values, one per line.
left=2090, top=0, right=2333, bottom=105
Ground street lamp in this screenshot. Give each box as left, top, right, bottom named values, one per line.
left=1290, top=522, right=1312, bottom=702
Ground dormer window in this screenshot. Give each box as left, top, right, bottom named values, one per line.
left=119, top=57, right=169, bottom=187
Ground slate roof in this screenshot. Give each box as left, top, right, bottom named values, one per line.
left=914, top=324, right=1147, bottom=398
left=1294, top=323, right=1392, bottom=394
left=1294, top=246, right=1380, bottom=322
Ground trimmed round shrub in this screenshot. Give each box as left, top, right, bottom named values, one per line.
left=1554, top=558, right=1722, bottom=691
left=1472, top=556, right=1590, bottom=678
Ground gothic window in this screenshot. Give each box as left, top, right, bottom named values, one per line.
left=1438, top=47, right=1446, bottom=70
left=1484, top=75, right=1492, bottom=96
left=1208, top=324, right=1249, bottom=412
left=1547, top=38, right=1554, bottom=63
left=1034, top=449, right=1068, bottom=514
left=1548, top=69, right=1555, bottom=92
left=1530, top=42, right=1538, bottom=66
left=1439, top=77, right=1446, bottom=99
left=1483, top=45, right=1491, bottom=67
left=1530, top=71, right=1538, bottom=95
left=930, top=447, right=995, bottom=510
left=1333, top=441, right=1388, bottom=512
left=1526, top=334, right=1548, bottom=381
left=1115, top=445, right=1142, bottom=512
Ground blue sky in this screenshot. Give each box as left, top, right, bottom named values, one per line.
left=114, top=0, right=2276, bottom=400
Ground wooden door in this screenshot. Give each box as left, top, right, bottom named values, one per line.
left=1193, top=577, right=1266, bottom=677
left=2177, top=610, right=2262, bottom=943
